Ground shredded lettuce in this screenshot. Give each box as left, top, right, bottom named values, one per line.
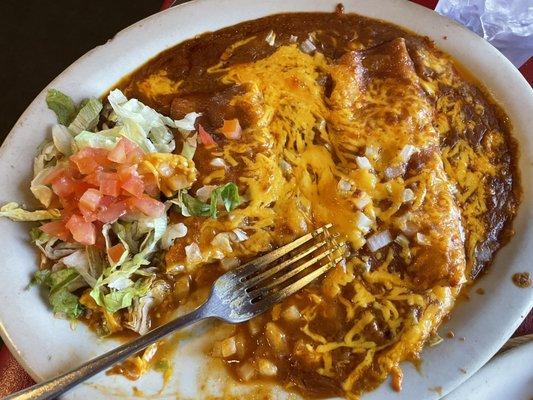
left=30, top=227, right=82, bottom=260
left=181, top=133, right=198, bottom=160
left=174, top=182, right=241, bottom=219
left=100, top=278, right=153, bottom=313
left=73, top=127, right=122, bottom=150
left=107, top=89, right=200, bottom=154
left=33, top=268, right=84, bottom=319
left=30, top=168, right=56, bottom=208
left=15, top=88, right=206, bottom=320
left=31, top=142, right=64, bottom=207
left=90, top=214, right=167, bottom=313
left=46, top=89, right=76, bottom=126
left=61, top=250, right=98, bottom=288
left=51, top=124, right=74, bottom=156
left=213, top=182, right=240, bottom=217
left=0, top=202, right=60, bottom=221
left=68, top=98, right=103, bottom=135
left=174, top=112, right=201, bottom=132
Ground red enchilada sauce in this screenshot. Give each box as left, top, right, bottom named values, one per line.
left=106, top=7, right=520, bottom=398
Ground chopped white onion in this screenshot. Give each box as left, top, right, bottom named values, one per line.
left=195, top=185, right=217, bottom=202
left=282, top=305, right=301, bottom=321
left=355, top=211, right=373, bottom=234
left=265, top=30, right=276, bottom=46
left=289, top=35, right=298, bottom=43
left=403, top=188, right=415, bottom=202
left=211, top=233, right=233, bottom=253
left=161, top=222, right=188, bottom=250
left=142, top=343, right=159, bottom=363
left=401, top=220, right=418, bottom=236
left=158, top=162, right=173, bottom=177
left=365, top=145, right=380, bottom=160
left=399, top=145, right=418, bottom=162
left=416, top=232, right=431, bottom=246
left=356, top=156, right=372, bottom=170
left=337, top=178, right=352, bottom=193
left=166, top=263, right=185, bottom=275
left=230, top=228, right=248, bottom=242
left=221, top=336, right=237, bottom=357
left=210, top=157, right=226, bottom=168
left=108, top=276, right=133, bottom=291
left=185, top=243, right=203, bottom=264
left=367, top=230, right=393, bottom=252
left=354, top=192, right=371, bottom=209
left=300, top=37, right=316, bottom=54
left=257, top=358, right=278, bottom=376
left=395, top=233, right=409, bottom=247
left=238, top=362, right=255, bottom=381
left=280, top=159, right=292, bottom=173
left=384, top=164, right=406, bottom=180
left=221, top=257, right=240, bottom=270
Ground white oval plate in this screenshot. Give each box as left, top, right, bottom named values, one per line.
left=444, top=341, right=533, bottom=400
left=0, top=0, right=532, bottom=399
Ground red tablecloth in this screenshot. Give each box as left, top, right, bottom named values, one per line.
left=1, top=0, right=531, bottom=397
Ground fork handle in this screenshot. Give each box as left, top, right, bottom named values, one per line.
left=4, top=304, right=210, bottom=400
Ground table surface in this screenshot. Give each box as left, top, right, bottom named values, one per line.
left=0, top=0, right=531, bottom=397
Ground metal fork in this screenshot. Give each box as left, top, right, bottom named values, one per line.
left=5, top=224, right=344, bottom=400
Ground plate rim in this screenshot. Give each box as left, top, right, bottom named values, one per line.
left=0, top=0, right=532, bottom=399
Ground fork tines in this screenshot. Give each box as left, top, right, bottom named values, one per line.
left=235, top=223, right=346, bottom=305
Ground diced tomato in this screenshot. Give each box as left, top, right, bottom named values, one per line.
left=98, top=195, right=115, bottom=209
left=99, top=172, right=121, bottom=197
left=93, top=221, right=106, bottom=249
left=70, top=148, right=111, bottom=174
left=79, top=206, right=97, bottom=222
left=42, top=167, right=69, bottom=185
left=107, top=140, right=127, bottom=164
left=40, top=220, right=70, bottom=241
left=108, top=243, right=126, bottom=263
left=117, top=164, right=139, bottom=181
left=65, top=214, right=96, bottom=245
left=70, top=151, right=99, bottom=174
left=198, top=124, right=217, bottom=148
left=97, top=200, right=127, bottom=223
left=220, top=119, right=242, bottom=140
left=72, top=180, right=95, bottom=200
left=79, top=188, right=102, bottom=211
left=142, top=173, right=159, bottom=197
left=121, top=175, right=145, bottom=198
left=108, top=137, right=143, bottom=164
left=127, top=195, right=165, bottom=217
left=51, top=175, right=76, bottom=197
left=83, top=169, right=102, bottom=186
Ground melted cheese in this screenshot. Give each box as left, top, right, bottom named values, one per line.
left=160, top=41, right=463, bottom=396
left=139, top=38, right=507, bottom=398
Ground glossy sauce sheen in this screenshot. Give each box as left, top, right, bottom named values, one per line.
left=115, top=8, right=519, bottom=399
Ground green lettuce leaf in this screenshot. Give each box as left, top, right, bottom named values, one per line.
left=174, top=182, right=241, bottom=219
left=34, top=268, right=84, bottom=319
left=68, top=97, right=103, bottom=135
left=51, top=124, right=74, bottom=156
left=73, top=127, right=122, bottom=150
left=46, top=89, right=76, bottom=125
left=181, top=133, right=197, bottom=160
left=107, top=89, right=200, bottom=154
left=181, top=193, right=211, bottom=217
left=100, top=278, right=152, bottom=313
left=0, top=202, right=60, bottom=221
left=61, top=249, right=98, bottom=287
left=213, top=182, right=240, bottom=217
left=31, top=142, right=65, bottom=207
left=90, top=214, right=167, bottom=313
